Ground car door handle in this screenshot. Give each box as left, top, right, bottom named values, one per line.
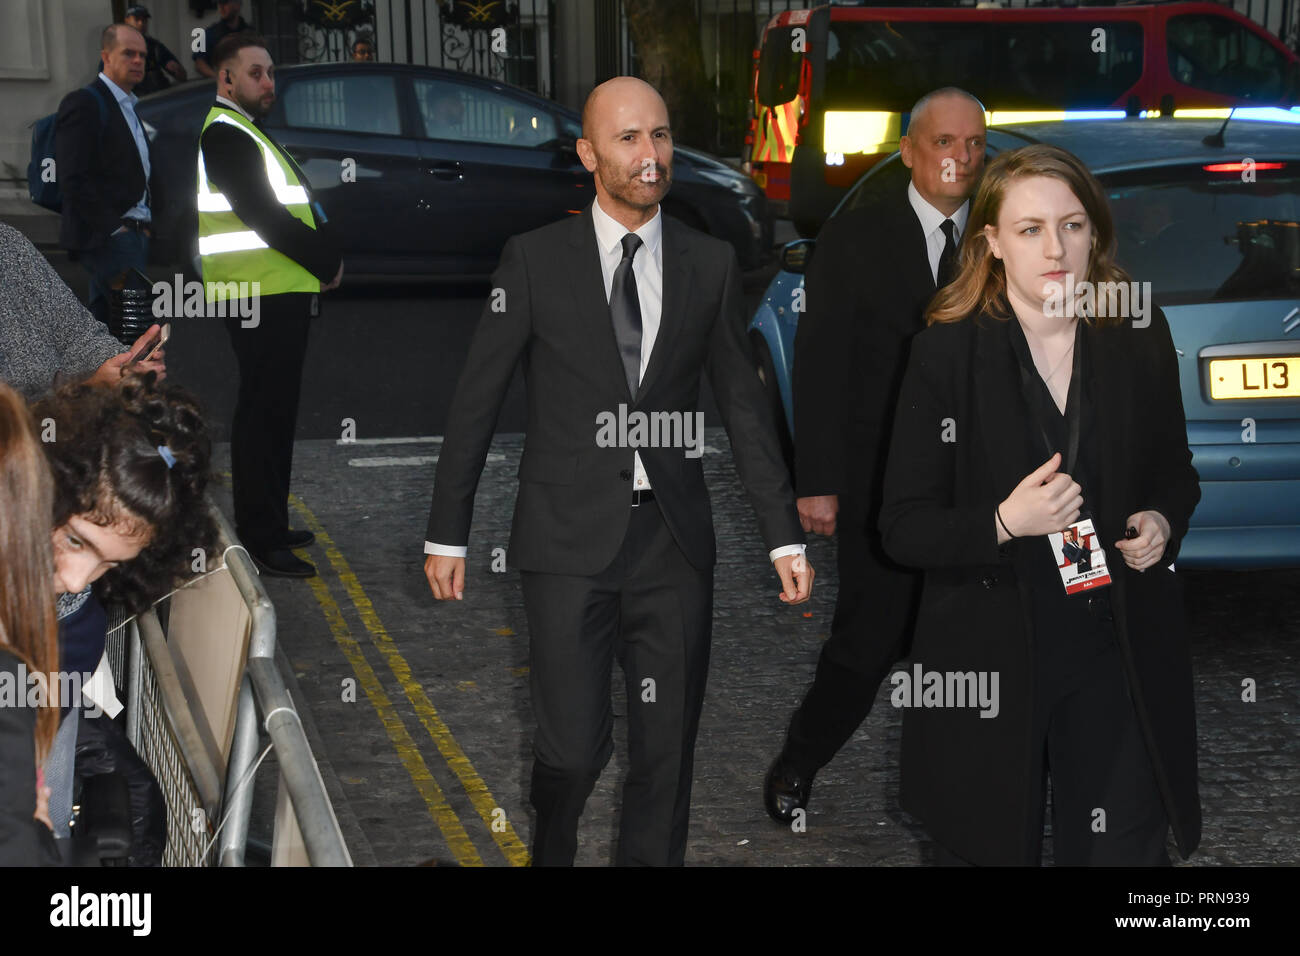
left=425, top=162, right=463, bottom=181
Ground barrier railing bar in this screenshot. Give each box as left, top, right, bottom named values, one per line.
left=219, top=675, right=261, bottom=867
left=209, top=505, right=353, bottom=867
left=245, top=658, right=353, bottom=866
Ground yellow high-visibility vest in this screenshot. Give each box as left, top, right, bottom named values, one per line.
left=196, top=104, right=320, bottom=301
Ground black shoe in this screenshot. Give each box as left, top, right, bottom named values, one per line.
left=764, top=753, right=814, bottom=823
left=251, top=548, right=316, bottom=579
left=278, top=529, right=315, bottom=549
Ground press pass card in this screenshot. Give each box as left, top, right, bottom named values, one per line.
left=1048, top=518, right=1112, bottom=595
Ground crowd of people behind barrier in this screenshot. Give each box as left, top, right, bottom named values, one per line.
left=0, top=216, right=216, bottom=864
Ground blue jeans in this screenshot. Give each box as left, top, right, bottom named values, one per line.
left=79, top=228, right=150, bottom=329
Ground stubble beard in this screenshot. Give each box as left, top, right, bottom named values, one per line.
left=598, top=155, right=670, bottom=213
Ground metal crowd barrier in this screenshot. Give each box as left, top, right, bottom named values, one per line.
left=104, top=502, right=351, bottom=866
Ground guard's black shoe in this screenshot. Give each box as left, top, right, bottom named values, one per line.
left=251, top=548, right=316, bottom=579
left=764, top=753, right=814, bottom=823
left=278, top=529, right=315, bottom=549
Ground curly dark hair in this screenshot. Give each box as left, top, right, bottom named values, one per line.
left=32, top=374, right=217, bottom=616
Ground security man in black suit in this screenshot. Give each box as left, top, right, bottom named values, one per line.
left=425, top=77, right=813, bottom=866
left=764, top=88, right=988, bottom=820
left=55, top=23, right=155, bottom=328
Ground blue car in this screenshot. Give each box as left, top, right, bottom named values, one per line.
left=749, top=115, right=1300, bottom=568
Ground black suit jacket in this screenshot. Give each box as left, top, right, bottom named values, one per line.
left=425, top=204, right=804, bottom=575
left=879, top=308, right=1201, bottom=864
left=792, top=190, right=937, bottom=511
left=54, top=78, right=152, bottom=254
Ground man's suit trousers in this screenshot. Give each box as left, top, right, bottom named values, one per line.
left=784, top=495, right=921, bottom=775
left=223, top=293, right=312, bottom=551
left=520, top=496, right=713, bottom=866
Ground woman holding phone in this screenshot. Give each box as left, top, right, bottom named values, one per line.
left=879, top=144, right=1200, bottom=866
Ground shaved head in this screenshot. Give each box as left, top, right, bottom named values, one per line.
left=576, top=77, right=674, bottom=230
left=581, top=76, right=666, bottom=140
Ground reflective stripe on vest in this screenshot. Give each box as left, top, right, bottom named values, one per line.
left=197, top=106, right=320, bottom=299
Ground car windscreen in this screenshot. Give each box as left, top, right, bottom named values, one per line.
left=821, top=19, right=1143, bottom=111
left=1167, top=13, right=1292, bottom=103
left=1103, top=162, right=1300, bottom=304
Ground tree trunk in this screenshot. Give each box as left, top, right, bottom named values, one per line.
left=622, top=0, right=715, bottom=151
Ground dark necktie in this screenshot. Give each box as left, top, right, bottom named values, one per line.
left=610, top=233, right=644, bottom=397
left=937, top=218, right=959, bottom=288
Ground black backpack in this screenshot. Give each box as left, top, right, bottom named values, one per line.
left=28, top=83, right=110, bottom=213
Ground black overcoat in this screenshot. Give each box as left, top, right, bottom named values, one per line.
left=879, top=306, right=1201, bottom=865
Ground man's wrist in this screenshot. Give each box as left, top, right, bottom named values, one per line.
left=769, top=543, right=806, bottom=563
left=424, top=541, right=467, bottom=558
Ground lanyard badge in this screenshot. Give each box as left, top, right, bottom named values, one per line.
left=1048, top=518, right=1112, bottom=594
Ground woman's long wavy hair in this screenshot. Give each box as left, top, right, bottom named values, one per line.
left=0, top=383, right=59, bottom=759
left=926, top=143, right=1131, bottom=328
left=34, top=374, right=216, bottom=616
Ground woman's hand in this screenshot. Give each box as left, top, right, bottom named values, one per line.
left=997, top=452, right=1082, bottom=540
left=1115, top=510, right=1171, bottom=571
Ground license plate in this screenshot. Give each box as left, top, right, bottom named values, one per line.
left=1208, top=356, right=1300, bottom=399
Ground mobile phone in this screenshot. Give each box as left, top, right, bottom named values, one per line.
left=124, top=323, right=170, bottom=367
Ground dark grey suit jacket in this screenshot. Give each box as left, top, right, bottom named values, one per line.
left=425, top=203, right=804, bottom=575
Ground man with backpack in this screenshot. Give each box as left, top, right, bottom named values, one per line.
left=54, top=24, right=156, bottom=328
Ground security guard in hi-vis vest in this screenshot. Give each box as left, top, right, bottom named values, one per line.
left=198, top=32, right=342, bottom=578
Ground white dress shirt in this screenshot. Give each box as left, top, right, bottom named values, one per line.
left=426, top=197, right=803, bottom=565
left=98, top=72, right=150, bottom=222
left=590, top=195, right=662, bottom=493
left=907, top=180, right=970, bottom=285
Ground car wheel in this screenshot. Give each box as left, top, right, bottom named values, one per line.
left=750, top=332, right=795, bottom=479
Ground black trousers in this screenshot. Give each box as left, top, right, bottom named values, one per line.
left=520, top=497, right=713, bottom=866
left=223, top=294, right=313, bottom=552
left=782, top=496, right=921, bottom=775
left=935, top=622, right=1170, bottom=867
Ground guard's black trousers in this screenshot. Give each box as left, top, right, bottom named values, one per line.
left=224, top=293, right=313, bottom=552
left=782, top=495, right=921, bottom=776
left=521, top=497, right=713, bottom=866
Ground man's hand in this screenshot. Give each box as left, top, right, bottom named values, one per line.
left=775, top=552, right=814, bottom=605
left=425, top=554, right=465, bottom=601
left=322, top=260, right=344, bottom=292
left=87, top=325, right=167, bottom=387
left=1115, top=510, right=1171, bottom=572
left=797, top=494, right=838, bottom=536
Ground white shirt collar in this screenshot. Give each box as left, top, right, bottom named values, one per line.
left=591, top=197, right=662, bottom=261
left=98, top=72, right=135, bottom=107
left=908, top=180, right=970, bottom=240
left=216, top=94, right=255, bottom=122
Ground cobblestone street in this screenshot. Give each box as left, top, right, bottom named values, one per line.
left=216, top=428, right=1300, bottom=867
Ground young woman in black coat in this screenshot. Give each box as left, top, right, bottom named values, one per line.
left=879, top=144, right=1201, bottom=866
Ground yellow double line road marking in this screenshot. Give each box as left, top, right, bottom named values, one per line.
left=289, top=493, right=530, bottom=867
left=299, top=563, right=482, bottom=866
